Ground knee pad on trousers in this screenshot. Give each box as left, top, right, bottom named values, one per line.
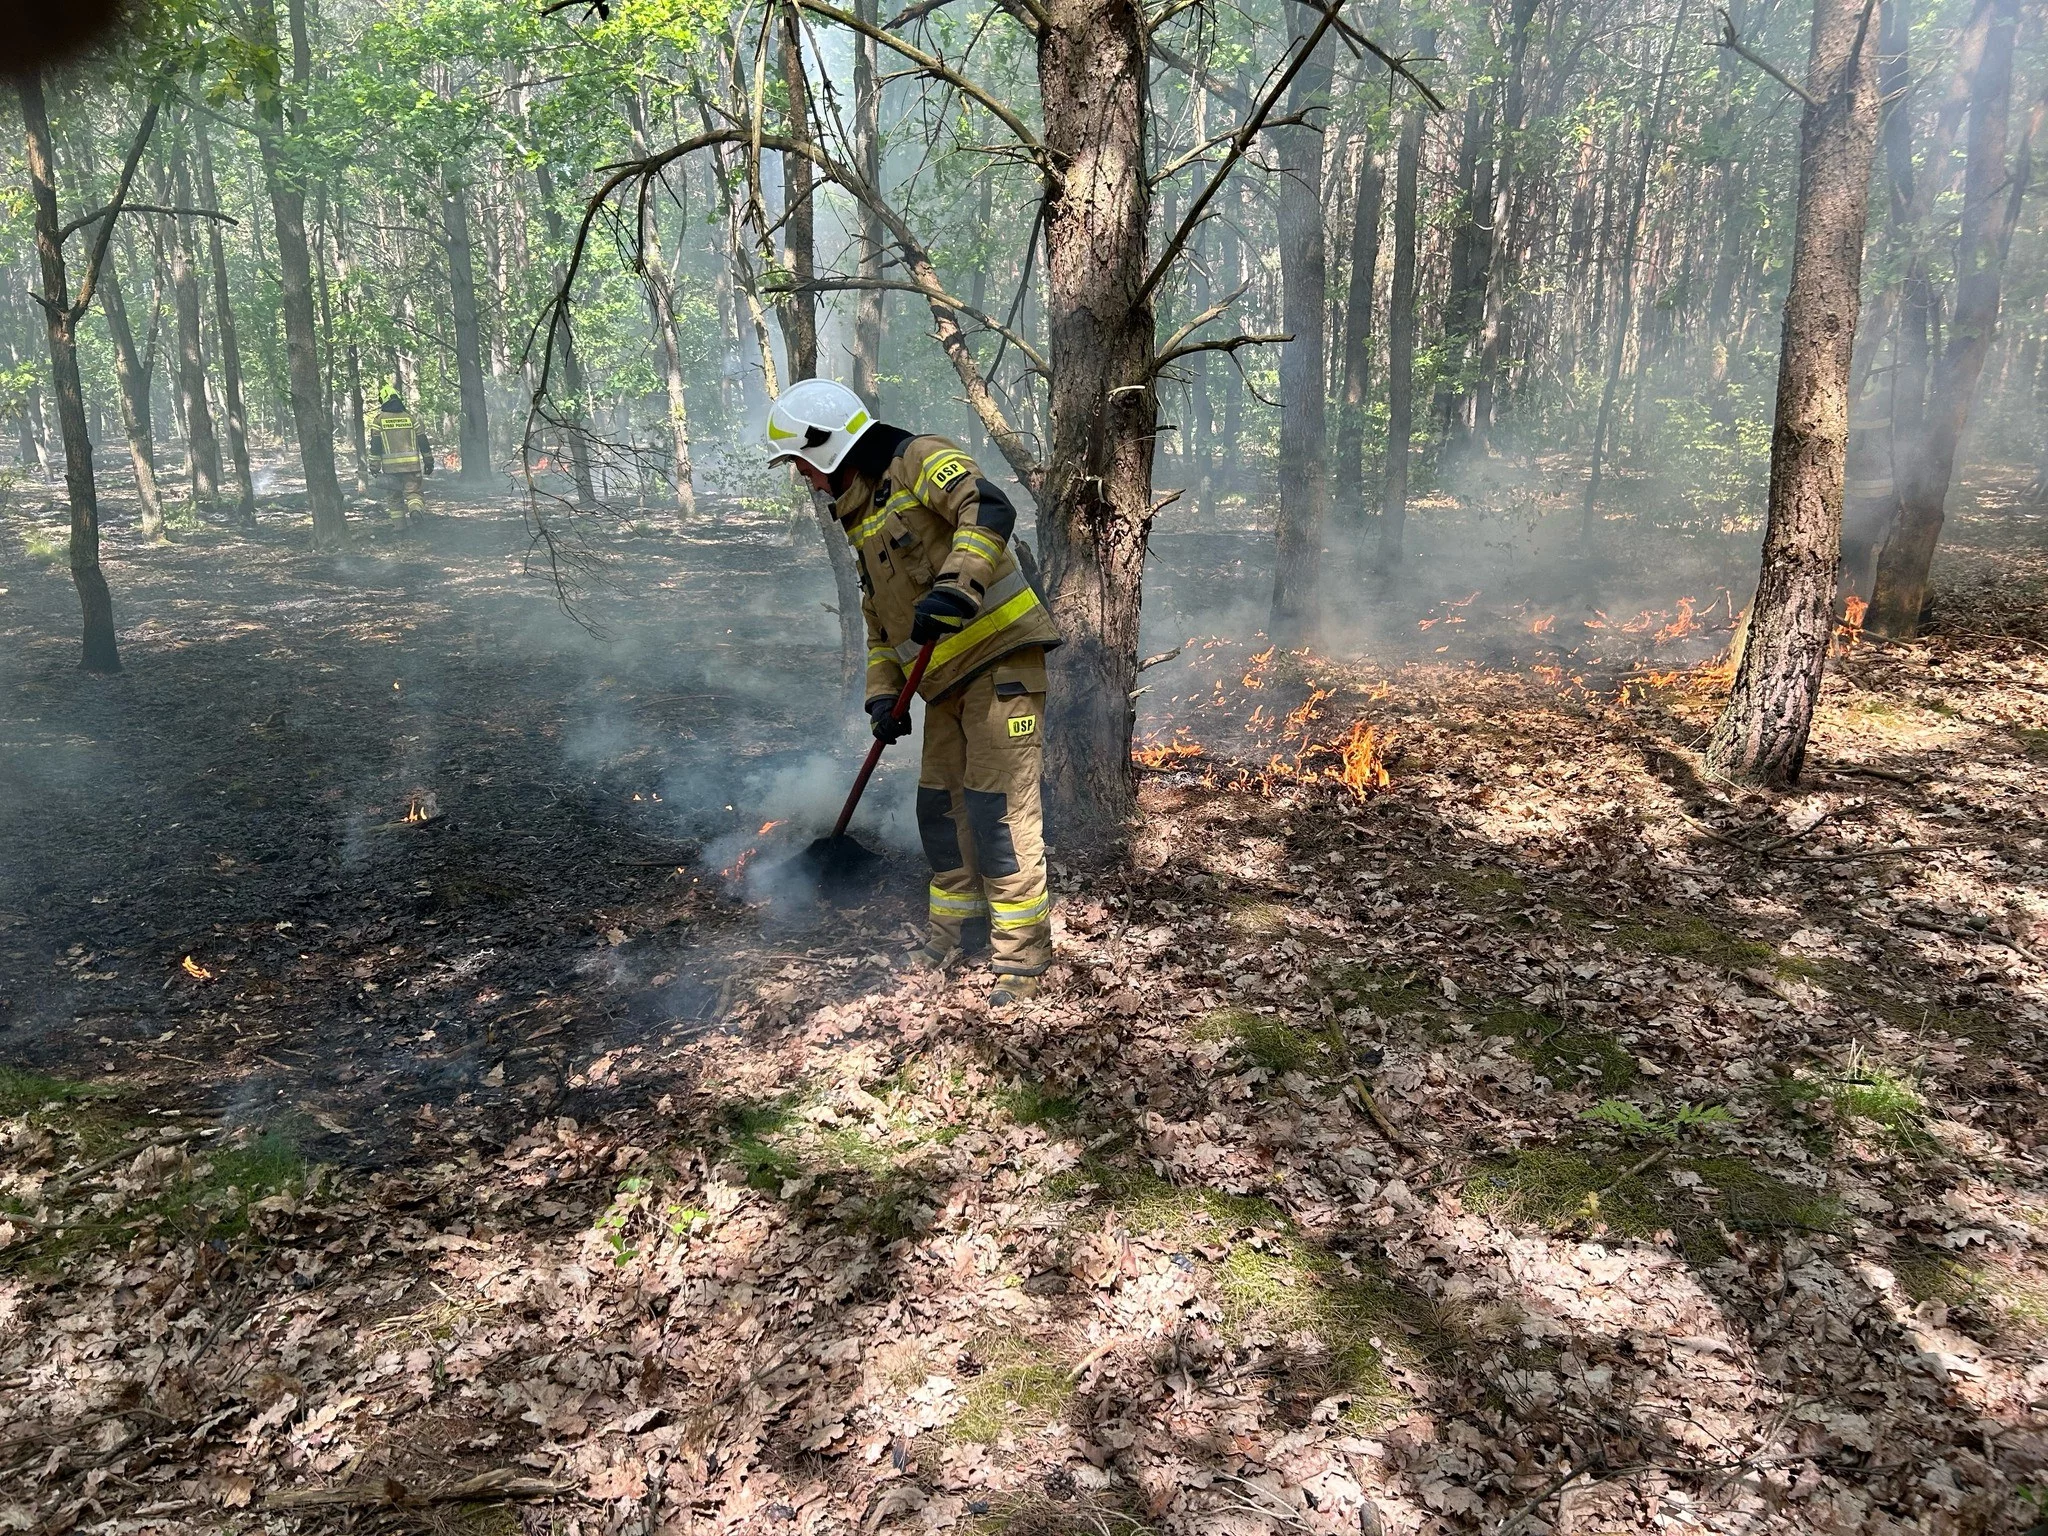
left=964, top=788, right=1020, bottom=878
left=917, top=785, right=963, bottom=871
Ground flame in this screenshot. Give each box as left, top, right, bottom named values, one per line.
left=1332, top=720, right=1390, bottom=794
left=758, top=819, right=783, bottom=836
left=181, top=956, right=214, bottom=982
left=1838, top=594, right=1868, bottom=645
left=404, top=790, right=439, bottom=823
left=1240, top=647, right=1275, bottom=689
left=1531, top=613, right=1557, bottom=634
left=1653, top=597, right=1701, bottom=645
left=1134, top=737, right=1207, bottom=769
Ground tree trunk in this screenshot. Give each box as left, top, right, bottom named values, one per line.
left=250, top=0, right=346, bottom=546
left=442, top=182, right=492, bottom=484
left=166, top=139, right=222, bottom=504
left=1333, top=142, right=1383, bottom=530
left=1580, top=1, right=1688, bottom=542
left=1037, top=0, right=1155, bottom=843
left=19, top=73, right=119, bottom=672
left=770, top=13, right=862, bottom=701
left=194, top=122, right=256, bottom=522
left=97, top=230, right=165, bottom=541
left=1868, top=0, right=2023, bottom=637
left=531, top=163, right=598, bottom=506
left=1268, top=1, right=1335, bottom=648
left=1377, top=42, right=1426, bottom=572
left=851, top=0, right=885, bottom=405
left=1705, top=0, right=1881, bottom=783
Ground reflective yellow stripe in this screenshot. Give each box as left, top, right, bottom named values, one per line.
left=952, top=525, right=1006, bottom=563
left=930, top=586, right=1042, bottom=670
left=929, top=885, right=988, bottom=916
left=852, top=491, right=919, bottom=545
left=894, top=568, right=1036, bottom=669
left=915, top=451, right=971, bottom=497
left=990, top=891, right=1050, bottom=929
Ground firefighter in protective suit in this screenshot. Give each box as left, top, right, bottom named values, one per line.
left=766, top=380, right=1059, bottom=1005
left=368, top=391, right=431, bottom=528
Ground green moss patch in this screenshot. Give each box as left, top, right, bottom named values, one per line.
left=994, top=1080, right=1079, bottom=1127
left=1195, top=1007, right=1339, bottom=1077
left=714, top=1088, right=953, bottom=1240
left=950, top=1346, right=1076, bottom=1443
left=1477, top=1005, right=1638, bottom=1091
left=1323, top=963, right=1438, bottom=1017
left=1772, top=1053, right=1934, bottom=1151
left=1617, top=913, right=1777, bottom=971
left=1465, top=1145, right=1840, bottom=1264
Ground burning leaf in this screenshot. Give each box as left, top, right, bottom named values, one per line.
left=404, top=791, right=440, bottom=824
left=181, top=956, right=215, bottom=982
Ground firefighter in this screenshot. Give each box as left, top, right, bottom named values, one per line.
left=368, top=390, right=431, bottom=529
left=766, top=379, right=1059, bottom=1006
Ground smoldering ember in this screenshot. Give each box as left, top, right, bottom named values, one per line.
left=1, top=0, right=2046, bottom=1532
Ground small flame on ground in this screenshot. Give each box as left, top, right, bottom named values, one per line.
left=404, top=790, right=440, bottom=824
left=1531, top=613, right=1557, bottom=634
left=181, top=956, right=214, bottom=982
left=1838, top=594, right=1869, bottom=643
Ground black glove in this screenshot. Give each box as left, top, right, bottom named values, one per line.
left=867, top=696, right=912, bottom=744
left=909, top=582, right=979, bottom=645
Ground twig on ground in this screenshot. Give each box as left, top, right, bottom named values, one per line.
left=1812, top=761, right=1925, bottom=785
left=1344, top=1074, right=1422, bottom=1159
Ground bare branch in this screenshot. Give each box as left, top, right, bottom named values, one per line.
left=796, top=0, right=1043, bottom=157
left=1714, top=7, right=1820, bottom=107
left=781, top=274, right=1049, bottom=372
left=1150, top=38, right=1252, bottom=112
left=1153, top=278, right=1252, bottom=360
left=1154, top=331, right=1290, bottom=371
left=59, top=201, right=237, bottom=241
left=70, top=95, right=161, bottom=323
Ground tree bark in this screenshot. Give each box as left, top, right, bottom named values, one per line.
left=193, top=121, right=256, bottom=523
left=1580, top=1, right=1688, bottom=542
left=1333, top=142, right=1383, bottom=530
left=850, top=0, right=885, bottom=404
left=1038, top=0, right=1155, bottom=843
left=1705, top=0, right=1881, bottom=783
left=1377, top=40, right=1426, bottom=572
left=1268, top=0, right=1336, bottom=647
left=19, top=73, right=120, bottom=672
left=250, top=0, right=347, bottom=546
left=772, top=12, right=863, bottom=703
left=1868, top=0, right=2023, bottom=636
left=96, top=242, right=166, bottom=541
left=443, top=181, right=493, bottom=483
left=165, top=138, right=222, bottom=504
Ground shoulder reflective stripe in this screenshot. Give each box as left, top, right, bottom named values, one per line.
left=990, top=891, right=1051, bottom=929
left=914, top=451, right=971, bottom=497
left=928, top=885, right=989, bottom=916
left=952, top=525, right=1006, bottom=563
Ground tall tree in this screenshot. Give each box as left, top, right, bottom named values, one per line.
left=1332, top=140, right=1384, bottom=530
left=443, top=179, right=493, bottom=482
left=1377, top=32, right=1427, bottom=573
left=18, top=77, right=158, bottom=673
left=1868, top=0, right=2027, bottom=636
left=1268, top=0, right=1335, bottom=647
left=849, top=0, right=884, bottom=404
left=1706, top=0, right=1882, bottom=783
left=248, top=0, right=348, bottom=547
left=193, top=121, right=256, bottom=523
left=96, top=241, right=166, bottom=541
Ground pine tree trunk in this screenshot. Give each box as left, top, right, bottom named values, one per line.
left=194, top=122, right=256, bottom=523
left=1868, top=0, right=2023, bottom=637
left=1269, top=1, right=1335, bottom=648
left=19, top=73, right=118, bottom=672
left=443, top=182, right=493, bottom=484
left=531, top=161, right=599, bottom=507
left=166, top=140, right=222, bottom=504
left=1038, top=0, right=1154, bottom=842
left=1377, top=45, right=1425, bottom=572
left=250, top=0, right=346, bottom=546
left=851, top=0, right=885, bottom=405
left=1705, top=0, right=1881, bottom=783
left=1333, top=144, right=1383, bottom=529
left=97, top=239, right=166, bottom=541
left=770, top=15, right=862, bottom=701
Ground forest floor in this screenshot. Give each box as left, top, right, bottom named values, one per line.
left=0, top=458, right=2045, bottom=1536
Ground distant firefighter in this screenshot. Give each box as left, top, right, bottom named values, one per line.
left=369, top=391, right=432, bottom=530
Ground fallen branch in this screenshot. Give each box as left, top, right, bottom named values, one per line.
left=1344, top=1074, right=1421, bottom=1159
left=1896, top=912, right=2029, bottom=952
left=1812, top=761, right=1925, bottom=785
left=264, top=1469, right=573, bottom=1510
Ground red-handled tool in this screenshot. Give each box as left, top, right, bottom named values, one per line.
left=828, top=639, right=935, bottom=838
left=790, top=639, right=936, bottom=891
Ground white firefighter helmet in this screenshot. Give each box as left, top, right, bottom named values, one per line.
left=764, top=378, right=875, bottom=475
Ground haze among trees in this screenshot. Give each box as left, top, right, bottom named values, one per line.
left=5, top=0, right=2045, bottom=806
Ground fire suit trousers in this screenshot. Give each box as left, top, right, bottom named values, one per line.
left=917, top=646, right=1053, bottom=977
left=381, top=471, right=425, bottom=521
